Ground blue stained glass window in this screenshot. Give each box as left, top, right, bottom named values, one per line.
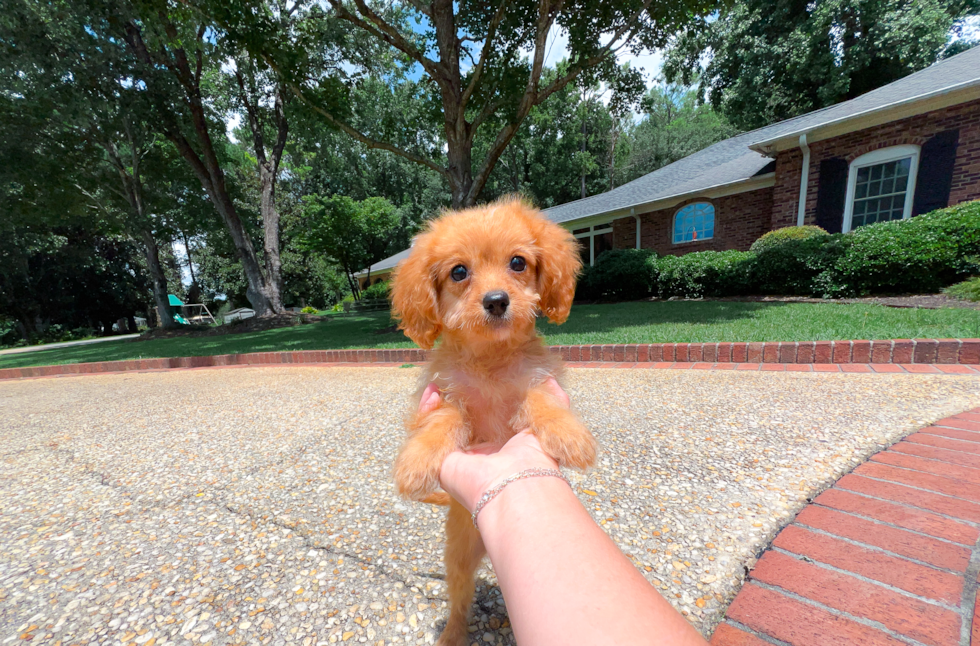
left=673, top=203, right=715, bottom=244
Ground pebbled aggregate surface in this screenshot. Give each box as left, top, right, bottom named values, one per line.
left=2, top=366, right=980, bottom=645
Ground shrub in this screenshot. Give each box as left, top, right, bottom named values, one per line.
left=750, top=225, right=828, bottom=253
left=943, top=275, right=980, bottom=302
left=753, top=234, right=847, bottom=295
left=361, top=280, right=390, bottom=300
left=654, top=250, right=756, bottom=298
left=300, top=305, right=318, bottom=314
left=815, top=201, right=980, bottom=297
left=576, top=249, right=656, bottom=301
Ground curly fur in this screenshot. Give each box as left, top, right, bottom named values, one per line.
left=389, top=196, right=597, bottom=645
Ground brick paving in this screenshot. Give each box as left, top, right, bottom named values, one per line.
left=3, top=338, right=980, bottom=382
left=711, top=408, right=980, bottom=646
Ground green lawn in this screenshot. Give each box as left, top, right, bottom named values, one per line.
left=2, top=301, right=978, bottom=369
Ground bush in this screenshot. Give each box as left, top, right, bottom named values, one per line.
left=568, top=200, right=980, bottom=302
left=814, top=201, right=980, bottom=297
left=361, top=280, right=390, bottom=300
left=577, top=249, right=656, bottom=301
left=654, top=250, right=757, bottom=298
left=750, top=225, right=828, bottom=253
left=753, top=234, right=847, bottom=295
left=943, top=275, right=980, bottom=302
left=300, top=305, right=318, bottom=314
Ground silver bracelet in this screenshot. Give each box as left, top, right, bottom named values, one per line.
left=471, top=467, right=570, bottom=528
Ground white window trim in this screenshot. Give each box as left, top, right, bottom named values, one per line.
left=573, top=224, right=613, bottom=266
left=672, top=202, right=715, bottom=245
left=842, top=145, right=920, bottom=233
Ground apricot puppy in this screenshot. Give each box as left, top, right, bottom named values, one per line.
left=389, top=196, right=597, bottom=646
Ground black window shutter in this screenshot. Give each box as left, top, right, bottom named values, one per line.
left=912, top=129, right=959, bottom=216
left=814, top=157, right=848, bottom=233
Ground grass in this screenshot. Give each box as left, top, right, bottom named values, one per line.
left=944, top=277, right=980, bottom=302
left=2, top=301, right=978, bottom=370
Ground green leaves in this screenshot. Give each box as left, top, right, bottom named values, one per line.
left=664, top=0, right=980, bottom=130
left=298, top=193, right=411, bottom=293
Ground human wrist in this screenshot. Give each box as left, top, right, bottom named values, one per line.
left=439, top=433, right=558, bottom=513
left=474, top=473, right=575, bottom=535
left=471, top=467, right=569, bottom=527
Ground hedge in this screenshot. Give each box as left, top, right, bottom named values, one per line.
left=814, top=203, right=980, bottom=297
left=574, top=200, right=980, bottom=301
left=749, top=225, right=828, bottom=253
left=654, top=251, right=756, bottom=298
left=576, top=249, right=656, bottom=301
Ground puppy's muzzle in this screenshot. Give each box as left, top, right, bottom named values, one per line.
left=482, top=291, right=510, bottom=317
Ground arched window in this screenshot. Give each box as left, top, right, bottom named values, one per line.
left=673, top=202, right=715, bottom=244
left=843, top=145, right=920, bottom=232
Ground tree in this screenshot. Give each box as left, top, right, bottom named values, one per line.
left=95, top=0, right=287, bottom=315
left=251, top=0, right=713, bottom=208
left=299, top=195, right=412, bottom=296
left=614, top=84, right=736, bottom=185
left=665, top=0, right=980, bottom=130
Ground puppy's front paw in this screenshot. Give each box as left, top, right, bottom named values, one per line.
left=393, top=440, right=443, bottom=500
left=533, top=411, right=597, bottom=470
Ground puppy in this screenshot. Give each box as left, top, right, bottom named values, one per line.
left=389, top=196, right=597, bottom=645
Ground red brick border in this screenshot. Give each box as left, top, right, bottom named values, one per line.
left=2, top=339, right=980, bottom=382
left=711, top=408, right=980, bottom=646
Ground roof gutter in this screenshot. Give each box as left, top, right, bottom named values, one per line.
left=749, top=77, right=980, bottom=154
left=796, top=134, right=810, bottom=227
left=550, top=172, right=776, bottom=230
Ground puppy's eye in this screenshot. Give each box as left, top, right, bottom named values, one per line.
left=509, top=256, right=527, bottom=272
left=450, top=265, right=468, bottom=282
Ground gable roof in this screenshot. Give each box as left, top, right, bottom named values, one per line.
left=543, top=45, right=980, bottom=226
left=358, top=46, right=980, bottom=274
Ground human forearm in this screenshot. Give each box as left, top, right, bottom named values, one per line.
left=478, top=477, right=707, bottom=646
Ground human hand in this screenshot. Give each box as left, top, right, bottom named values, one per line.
left=417, top=378, right=570, bottom=513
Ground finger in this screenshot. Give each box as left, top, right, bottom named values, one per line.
left=542, top=376, right=570, bottom=409
left=418, top=383, right=441, bottom=415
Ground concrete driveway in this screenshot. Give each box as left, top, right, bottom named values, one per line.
left=2, top=366, right=979, bottom=645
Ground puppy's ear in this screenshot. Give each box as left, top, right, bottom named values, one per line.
left=533, top=216, right=582, bottom=325
left=390, top=234, right=442, bottom=349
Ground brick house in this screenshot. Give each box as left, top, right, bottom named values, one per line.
left=357, top=45, right=980, bottom=280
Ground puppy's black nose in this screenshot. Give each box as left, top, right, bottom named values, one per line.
left=483, top=291, right=510, bottom=317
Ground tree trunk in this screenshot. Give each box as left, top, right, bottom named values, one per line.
left=447, top=144, right=475, bottom=209
left=127, top=314, right=139, bottom=333
left=581, top=113, right=588, bottom=199
left=141, top=228, right=178, bottom=330
left=123, top=19, right=280, bottom=317
left=180, top=229, right=197, bottom=285
left=259, top=163, right=284, bottom=311
left=207, top=187, right=278, bottom=316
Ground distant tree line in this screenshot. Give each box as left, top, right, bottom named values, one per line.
left=0, top=0, right=974, bottom=343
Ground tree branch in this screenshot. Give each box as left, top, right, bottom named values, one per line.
left=281, top=79, right=448, bottom=177
left=405, top=0, right=432, bottom=18
left=460, top=0, right=511, bottom=111
left=234, top=63, right=268, bottom=166
left=328, top=0, right=445, bottom=82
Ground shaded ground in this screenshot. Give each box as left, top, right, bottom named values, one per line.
left=3, top=366, right=980, bottom=645
left=4, top=301, right=980, bottom=370
left=141, top=313, right=328, bottom=340
left=710, top=293, right=980, bottom=310
left=0, top=334, right=140, bottom=356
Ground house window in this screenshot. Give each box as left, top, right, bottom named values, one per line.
left=573, top=224, right=614, bottom=266
left=673, top=202, right=714, bottom=244
left=843, top=145, right=919, bottom=233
